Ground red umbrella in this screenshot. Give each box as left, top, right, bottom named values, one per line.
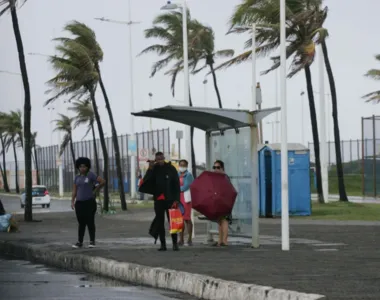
left=190, top=171, right=238, bottom=220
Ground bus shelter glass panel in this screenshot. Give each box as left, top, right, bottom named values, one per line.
left=208, top=127, right=252, bottom=236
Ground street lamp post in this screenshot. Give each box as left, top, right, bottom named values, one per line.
left=280, top=0, right=289, bottom=251
left=148, top=92, right=153, bottom=131
left=203, top=78, right=208, bottom=106
left=161, top=0, right=194, bottom=237
left=95, top=1, right=141, bottom=199
left=300, top=91, right=305, bottom=145
left=318, top=47, right=328, bottom=204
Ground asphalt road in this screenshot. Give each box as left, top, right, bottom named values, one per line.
left=1, top=194, right=71, bottom=215
left=0, top=256, right=196, bottom=300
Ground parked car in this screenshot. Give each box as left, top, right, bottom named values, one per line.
left=20, top=185, right=51, bottom=209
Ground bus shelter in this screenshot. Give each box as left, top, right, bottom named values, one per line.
left=132, top=105, right=279, bottom=248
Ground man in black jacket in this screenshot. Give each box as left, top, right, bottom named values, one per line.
left=139, top=152, right=181, bottom=251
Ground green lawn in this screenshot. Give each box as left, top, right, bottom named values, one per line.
left=309, top=201, right=380, bottom=221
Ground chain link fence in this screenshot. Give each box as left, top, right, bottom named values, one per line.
left=362, top=116, right=380, bottom=197
left=1, top=129, right=170, bottom=194
left=308, top=139, right=362, bottom=196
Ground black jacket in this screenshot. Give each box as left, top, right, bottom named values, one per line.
left=139, top=162, right=180, bottom=203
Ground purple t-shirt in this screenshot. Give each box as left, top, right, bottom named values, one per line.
left=74, top=171, right=98, bottom=201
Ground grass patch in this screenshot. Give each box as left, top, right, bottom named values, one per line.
left=309, top=201, right=380, bottom=221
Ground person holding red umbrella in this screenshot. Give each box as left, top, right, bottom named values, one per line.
left=212, top=160, right=232, bottom=247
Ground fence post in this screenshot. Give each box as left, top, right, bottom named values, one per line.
left=361, top=117, right=365, bottom=195
left=349, top=139, right=353, bottom=167
left=167, top=127, right=171, bottom=158
left=373, top=115, right=377, bottom=197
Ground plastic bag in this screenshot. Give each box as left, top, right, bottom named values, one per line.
left=169, top=208, right=183, bottom=234
left=0, top=214, right=11, bottom=232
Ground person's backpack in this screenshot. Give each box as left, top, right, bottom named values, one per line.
left=0, top=199, right=5, bottom=215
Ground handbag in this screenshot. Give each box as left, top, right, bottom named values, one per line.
left=184, top=190, right=192, bottom=203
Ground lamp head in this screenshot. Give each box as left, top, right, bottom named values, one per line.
left=161, top=1, right=180, bottom=10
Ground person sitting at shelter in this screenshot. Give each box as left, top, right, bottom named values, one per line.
left=212, top=160, right=232, bottom=247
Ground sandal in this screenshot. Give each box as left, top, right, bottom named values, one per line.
left=212, top=242, right=222, bottom=247
left=220, top=243, right=228, bottom=247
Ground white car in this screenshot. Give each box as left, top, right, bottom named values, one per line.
left=20, top=185, right=51, bottom=209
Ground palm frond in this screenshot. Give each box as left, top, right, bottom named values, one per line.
left=59, top=133, right=71, bottom=156
left=365, top=69, right=380, bottom=81
left=214, top=49, right=235, bottom=58
left=213, top=50, right=252, bottom=71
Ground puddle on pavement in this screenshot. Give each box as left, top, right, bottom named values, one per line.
left=2, top=256, right=198, bottom=299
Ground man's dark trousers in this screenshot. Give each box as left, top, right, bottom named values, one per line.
left=154, top=199, right=178, bottom=246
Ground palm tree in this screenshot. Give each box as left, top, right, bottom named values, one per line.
left=1, top=0, right=33, bottom=220
left=68, top=99, right=100, bottom=176
left=217, top=0, right=327, bottom=202
left=0, top=130, right=10, bottom=192
left=0, top=111, right=23, bottom=194
left=54, top=114, right=76, bottom=167
left=45, top=37, right=110, bottom=211
left=58, top=21, right=127, bottom=210
left=30, top=131, right=40, bottom=185
left=140, top=11, right=199, bottom=176
left=363, top=55, right=380, bottom=104
left=363, top=55, right=380, bottom=103
left=190, top=21, right=234, bottom=108
left=303, top=4, right=347, bottom=201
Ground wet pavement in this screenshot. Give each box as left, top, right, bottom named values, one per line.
left=0, top=256, right=196, bottom=300
left=2, top=206, right=380, bottom=299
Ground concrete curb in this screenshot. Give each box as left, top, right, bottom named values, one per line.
left=0, top=240, right=325, bottom=300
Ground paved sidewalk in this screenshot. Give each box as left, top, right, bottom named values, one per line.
left=1, top=209, right=380, bottom=299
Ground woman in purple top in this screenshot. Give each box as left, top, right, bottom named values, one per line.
left=71, top=157, right=105, bottom=249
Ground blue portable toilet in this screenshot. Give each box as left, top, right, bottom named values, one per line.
left=258, top=143, right=311, bottom=217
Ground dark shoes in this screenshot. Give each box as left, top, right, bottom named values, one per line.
left=72, top=242, right=83, bottom=249
left=158, top=245, right=167, bottom=251
left=158, top=243, right=179, bottom=251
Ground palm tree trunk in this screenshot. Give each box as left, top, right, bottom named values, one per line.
left=91, top=123, right=100, bottom=177
left=1, top=136, right=10, bottom=192
left=10, top=2, right=33, bottom=221
left=304, top=65, right=324, bottom=203
left=96, top=67, right=127, bottom=211
left=89, top=87, right=110, bottom=211
left=0, top=162, right=4, bottom=189
left=69, top=137, right=76, bottom=168
left=188, top=91, right=197, bottom=177
left=12, top=139, right=20, bottom=194
left=208, top=63, right=223, bottom=108
left=321, top=41, right=348, bottom=201
left=33, top=146, right=40, bottom=185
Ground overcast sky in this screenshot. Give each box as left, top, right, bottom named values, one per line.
left=1, top=0, right=379, bottom=164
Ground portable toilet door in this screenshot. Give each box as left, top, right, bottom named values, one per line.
left=271, top=144, right=311, bottom=216
left=259, top=146, right=275, bottom=217
left=288, top=149, right=311, bottom=216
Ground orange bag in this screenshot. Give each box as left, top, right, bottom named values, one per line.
left=169, top=208, right=184, bottom=234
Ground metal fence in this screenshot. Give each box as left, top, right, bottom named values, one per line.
left=307, top=139, right=362, bottom=196
left=1, top=129, right=170, bottom=194
left=308, top=117, right=380, bottom=197
left=362, top=116, right=380, bottom=197
left=308, top=139, right=362, bottom=170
